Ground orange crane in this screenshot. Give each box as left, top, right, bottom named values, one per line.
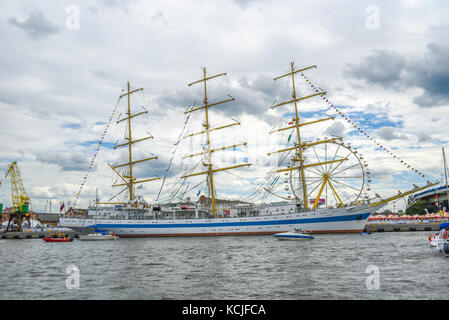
left=4, top=161, right=30, bottom=232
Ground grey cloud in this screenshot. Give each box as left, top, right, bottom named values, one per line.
left=237, top=74, right=277, bottom=97
left=0, top=90, right=19, bottom=105
left=99, top=0, right=136, bottom=8
left=411, top=42, right=449, bottom=107
left=8, top=9, right=58, bottom=39
left=155, top=73, right=275, bottom=123
left=233, top=0, right=259, bottom=9
left=344, top=43, right=449, bottom=108
left=344, top=50, right=406, bottom=88
left=210, top=74, right=277, bottom=123
left=417, top=132, right=432, bottom=143
left=91, top=70, right=116, bottom=80
left=133, top=156, right=184, bottom=180
left=157, top=89, right=197, bottom=111
left=414, top=92, right=449, bottom=107
left=89, top=0, right=137, bottom=14
left=150, top=9, right=169, bottom=27
left=373, top=126, right=408, bottom=141
left=324, top=121, right=346, bottom=137
left=35, top=152, right=89, bottom=171
left=222, top=88, right=270, bottom=120
left=29, top=184, right=74, bottom=201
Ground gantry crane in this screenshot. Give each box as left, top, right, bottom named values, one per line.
left=4, top=161, right=30, bottom=232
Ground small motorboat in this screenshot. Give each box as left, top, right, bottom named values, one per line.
left=273, top=228, right=314, bottom=240
left=429, top=232, right=441, bottom=247
left=433, top=238, right=449, bottom=255
left=428, top=223, right=449, bottom=254
left=79, top=232, right=118, bottom=241
left=429, top=223, right=449, bottom=248
left=43, top=237, right=73, bottom=242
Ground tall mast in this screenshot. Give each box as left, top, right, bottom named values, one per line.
left=268, top=63, right=344, bottom=209
left=182, top=67, right=251, bottom=216
left=108, top=81, right=161, bottom=203
left=127, top=82, right=134, bottom=201
left=443, top=147, right=449, bottom=209
left=201, top=68, right=217, bottom=215
left=289, top=62, right=308, bottom=208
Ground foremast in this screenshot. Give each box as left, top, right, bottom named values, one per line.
left=182, top=68, right=251, bottom=216
left=268, top=62, right=345, bottom=210
left=108, top=81, right=160, bottom=203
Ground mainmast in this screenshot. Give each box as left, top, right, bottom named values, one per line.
left=109, top=81, right=160, bottom=202
left=182, top=67, right=251, bottom=216
left=268, top=62, right=345, bottom=209
left=443, top=147, right=449, bottom=209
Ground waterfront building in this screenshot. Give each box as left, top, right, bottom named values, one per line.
left=409, top=185, right=449, bottom=211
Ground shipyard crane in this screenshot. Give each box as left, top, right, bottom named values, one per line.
left=4, top=161, right=30, bottom=232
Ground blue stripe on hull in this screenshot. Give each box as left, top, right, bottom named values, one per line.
left=274, top=235, right=313, bottom=239
left=95, top=212, right=370, bottom=229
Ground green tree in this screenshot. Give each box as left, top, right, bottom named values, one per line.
left=405, top=200, right=435, bottom=216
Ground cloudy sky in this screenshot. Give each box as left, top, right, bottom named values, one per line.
left=1, top=0, right=448, bottom=212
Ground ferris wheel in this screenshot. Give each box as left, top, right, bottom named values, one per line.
left=285, top=140, right=367, bottom=208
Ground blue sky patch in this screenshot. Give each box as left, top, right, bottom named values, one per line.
left=283, top=111, right=324, bottom=119
left=334, top=106, right=402, bottom=130
left=63, top=122, right=82, bottom=129
left=79, top=140, right=115, bottom=149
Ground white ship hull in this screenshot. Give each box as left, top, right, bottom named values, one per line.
left=59, top=203, right=386, bottom=237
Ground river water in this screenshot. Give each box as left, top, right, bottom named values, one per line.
left=0, top=231, right=447, bottom=300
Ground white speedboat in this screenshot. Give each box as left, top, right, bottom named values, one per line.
left=427, top=223, right=449, bottom=254
left=428, top=223, right=449, bottom=248
left=429, top=232, right=441, bottom=247
left=273, top=228, right=314, bottom=240
left=433, top=237, right=449, bottom=254
left=79, top=232, right=118, bottom=241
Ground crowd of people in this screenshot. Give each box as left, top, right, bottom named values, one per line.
left=367, top=212, right=449, bottom=224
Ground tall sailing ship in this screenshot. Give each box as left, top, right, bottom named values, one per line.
left=59, top=64, right=436, bottom=237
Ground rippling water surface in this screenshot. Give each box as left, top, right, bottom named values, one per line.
left=0, top=232, right=448, bottom=299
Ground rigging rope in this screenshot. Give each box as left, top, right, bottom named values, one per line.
left=73, top=89, right=124, bottom=209
left=300, top=71, right=429, bottom=179
left=156, top=102, right=194, bottom=202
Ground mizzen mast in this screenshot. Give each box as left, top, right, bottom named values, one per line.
left=268, top=62, right=344, bottom=209
left=443, top=147, right=449, bottom=208
left=182, top=67, right=251, bottom=216
left=110, top=81, right=160, bottom=202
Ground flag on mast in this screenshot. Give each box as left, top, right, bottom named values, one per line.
left=60, top=202, right=65, bottom=212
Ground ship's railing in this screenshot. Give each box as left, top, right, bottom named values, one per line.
left=348, top=200, right=371, bottom=206
left=65, top=205, right=349, bottom=221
